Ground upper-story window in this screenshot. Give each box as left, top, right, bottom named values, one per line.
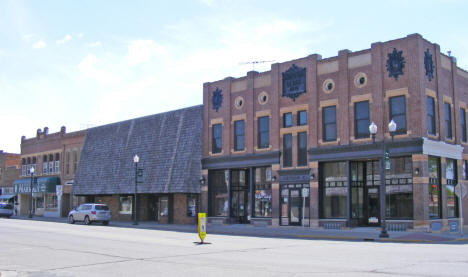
left=445, top=102, right=452, bottom=139
left=297, top=132, right=307, bottom=166
left=66, top=151, right=70, bottom=175
left=283, top=134, right=292, bottom=167
left=354, top=101, right=370, bottom=139
left=48, top=154, right=54, bottom=174
left=460, top=108, right=467, bottom=142
left=389, top=96, right=407, bottom=134
left=283, top=113, right=292, bottom=128
left=427, top=96, right=436, bottom=136
left=322, top=106, right=337, bottom=142
left=55, top=153, right=60, bottom=173
left=297, top=110, right=307, bottom=126
left=234, top=120, right=245, bottom=151
left=258, top=116, right=270, bottom=149
left=212, top=124, right=222, bottom=154
left=73, top=150, right=78, bottom=173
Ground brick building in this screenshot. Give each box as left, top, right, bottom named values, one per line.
left=14, top=127, right=85, bottom=217
left=201, top=33, right=468, bottom=232
left=0, top=150, right=20, bottom=204
left=73, top=106, right=202, bottom=224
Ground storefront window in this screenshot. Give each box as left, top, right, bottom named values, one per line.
left=446, top=159, right=458, bottom=218
left=159, top=196, right=168, bottom=217
left=119, top=196, right=132, bottom=214
left=254, top=167, right=272, bottom=217
left=187, top=194, right=198, bottom=217
left=428, top=157, right=441, bottom=218
left=320, top=162, right=347, bottom=218
left=209, top=170, right=228, bottom=216
left=35, top=196, right=44, bottom=209
left=385, top=157, right=413, bottom=219
left=45, top=194, right=57, bottom=210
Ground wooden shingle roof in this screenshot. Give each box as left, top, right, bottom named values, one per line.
left=73, top=105, right=202, bottom=195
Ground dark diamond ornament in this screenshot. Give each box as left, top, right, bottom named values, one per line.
left=282, top=64, right=306, bottom=101
left=424, top=49, right=434, bottom=81
left=386, top=48, right=405, bottom=80
left=211, top=87, right=223, bottom=112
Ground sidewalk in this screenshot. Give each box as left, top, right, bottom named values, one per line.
left=10, top=215, right=468, bottom=244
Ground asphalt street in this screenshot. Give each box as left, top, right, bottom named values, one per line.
left=0, top=218, right=467, bottom=277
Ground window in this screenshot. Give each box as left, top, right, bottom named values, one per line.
left=48, top=161, right=53, bottom=174
left=234, top=120, right=244, bottom=151
left=283, top=134, right=292, bottom=167
left=42, top=162, right=48, bottom=175
left=283, top=112, right=292, bottom=128
left=21, top=165, right=26, bottom=176
left=428, top=157, right=441, bottom=219
left=45, top=194, right=58, bottom=210
left=389, top=96, right=406, bottom=134
left=322, top=106, right=337, bottom=141
left=55, top=161, right=60, bottom=174
left=460, top=108, right=467, bottom=142
left=66, top=151, right=70, bottom=175
left=446, top=159, right=458, bottom=218
left=159, top=196, right=168, bottom=217
left=258, top=116, right=269, bottom=148
left=386, top=157, right=413, bottom=219
left=354, top=101, right=370, bottom=139
left=119, top=196, right=132, bottom=214
left=73, top=150, right=78, bottom=173
left=320, top=162, right=347, bottom=218
left=297, top=132, right=307, bottom=166
left=464, top=160, right=468, bottom=180
left=427, top=97, right=436, bottom=135
left=212, top=124, right=222, bottom=154
left=186, top=194, right=198, bottom=217
left=209, top=170, right=228, bottom=216
left=445, top=103, right=452, bottom=139
left=254, top=167, right=272, bottom=218
left=297, top=110, right=307, bottom=126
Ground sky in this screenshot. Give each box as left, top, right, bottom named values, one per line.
left=1, top=0, right=468, bottom=153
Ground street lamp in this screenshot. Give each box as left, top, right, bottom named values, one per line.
left=369, top=120, right=397, bottom=238
left=28, top=166, right=35, bottom=218
left=133, top=155, right=139, bottom=225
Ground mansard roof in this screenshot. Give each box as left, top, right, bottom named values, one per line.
left=74, top=105, right=202, bottom=195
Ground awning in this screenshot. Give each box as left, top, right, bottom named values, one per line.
left=0, top=194, right=15, bottom=200
left=13, top=177, right=60, bottom=194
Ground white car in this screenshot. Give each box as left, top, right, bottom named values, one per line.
left=0, top=203, right=13, bottom=218
left=68, top=203, right=111, bottom=225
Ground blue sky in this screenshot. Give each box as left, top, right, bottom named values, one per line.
left=1, top=0, right=468, bottom=153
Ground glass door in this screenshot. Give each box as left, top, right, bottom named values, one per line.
left=350, top=161, right=380, bottom=226
left=230, top=169, right=249, bottom=223
left=289, top=189, right=301, bottom=226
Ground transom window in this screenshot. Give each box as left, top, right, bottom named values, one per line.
left=283, top=113, right=292, bottom=128
left=297, top=110, right=307, bottom=126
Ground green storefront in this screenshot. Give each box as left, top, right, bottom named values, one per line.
left=13, top=177, right=60, bottom=217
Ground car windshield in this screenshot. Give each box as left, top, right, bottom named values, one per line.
left=95, top=205, right=109, bottom=211
left=0, top=203, right=12, bottom=209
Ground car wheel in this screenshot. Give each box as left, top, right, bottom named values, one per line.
left=84, top=216, right=91, bottom=225
left=68, top=215, right=75, bottom=224
left=102, top=221, right=109, bottom=226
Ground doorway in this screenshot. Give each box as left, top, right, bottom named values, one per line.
left=280, top=184, right=310, bottom=226
left=230, top=170, right=249, bottom=223
left=350, top=161, right=380, bottom=226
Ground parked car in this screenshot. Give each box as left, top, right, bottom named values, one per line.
left=68, top=203, right=111, bottom=225
left=0, top=203, right=13, bottom=218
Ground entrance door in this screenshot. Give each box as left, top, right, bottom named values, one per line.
left=148, top=195, right=158, bottom=221
left=350, top=161, right=380, bottom=226
left=230, top=169, right=249, bottom=224
left=289, top=189, right=301, bottom=226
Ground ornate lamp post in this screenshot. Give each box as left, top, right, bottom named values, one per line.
left=28, top=166, right=35, bottom=218
left=133, top=155, right=139, bottom=225
left=369, top=120, right=397, bottom=238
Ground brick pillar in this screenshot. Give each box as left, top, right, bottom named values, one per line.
left=309, top=161, right=319, bottom=228
left=412, top=154, right=429, bottom=230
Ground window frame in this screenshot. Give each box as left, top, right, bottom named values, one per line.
left=460, top=108, right=467, bottom=142
left=389, top=95, right=407, bottom=135
left=258, top=116, right=270, bottom=149
left=234, top=120, right=245, bottom=151
left=283, top=133, right=292, bottom=167
left=283, top=112, right=292, bottom=128
left=445, top=102, right=452, bottom=139
left=297, top=110, right=307, bottom=126
left=354, top=100, right=370, bottom=139
left=297, top=132, right=307, bottom=166
left=427, top=96, right=436, bottom=136
left=322, top=105, right=337, bottom=142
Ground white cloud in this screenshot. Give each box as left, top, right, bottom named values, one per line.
left=126, top=39, right=166, bottom=66
left=199, top=0, right=215, bottom=6
left=77, top=33, right=84, bottom=38
left=22, top=34, right=37, bottom=43
left=32, top=40, right=46, bottom=49
left=78, top=54, right=118, bottom=85
left=57, top=34, right=72, bottom=44
left=85, top=41, right=102, bottom=48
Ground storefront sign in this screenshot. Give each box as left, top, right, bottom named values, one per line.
left=279, top=174, right=309, bottom=183
left=449, top=222, right=458, bottom=232
left=325, top=187, right=347, bottom=196
left=255, top=191, right=271, bottom=200
left=14, top=183, right=47, bottom=194
left=198, top=213, right=207, bottom=243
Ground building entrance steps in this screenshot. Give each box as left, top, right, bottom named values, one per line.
left=10, top=215, right=468, bottom=244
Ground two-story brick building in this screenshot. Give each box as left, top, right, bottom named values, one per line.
left=0, top=150, right=20, bottom=205
left=14, top=127, right=85, bottom=217
left=201, top=33, right=468, bottom=232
